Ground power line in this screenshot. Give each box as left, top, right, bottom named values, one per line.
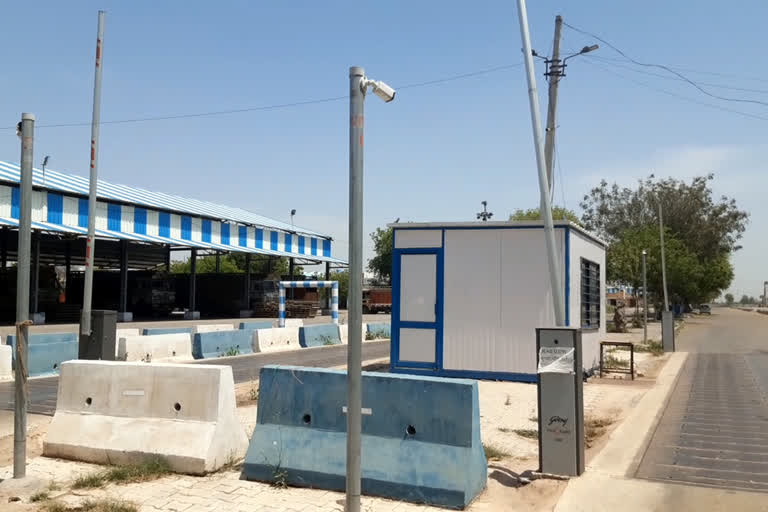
left=586, top=55, right=768, bottom=95
left=582, top=59, right=768, bottom=122
left=563, top=21, right=768, bottom=108
left=2, top=63, right=523, bottom=131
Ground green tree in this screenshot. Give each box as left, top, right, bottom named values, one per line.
left=510, top=207, right=582, bottom=225
left=724, top=293, right=734, bottom=305
left=740, top=295, right=752, bottom=305
left=367, top=227, right=393, bottom=282
left=170, top=254, right=301, bottom=277
left=581, top=174, right=747, bottom=303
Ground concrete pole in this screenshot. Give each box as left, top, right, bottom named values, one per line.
left=543, top=15, right=563, bottom=201
left=516, top=0, right=566, bottom=326
left=81, top=11, right=106, bottom=336
left=658, top=201, right=670, bottom=312
left=642, top=249, right=648, bottom=344
left=14, top=112, right=35, bottom=478
left=30, top=232, right=40, bottom=316
left=347, top=65, right=365, bottom=512
left=763, top=281, right=767, bottom=308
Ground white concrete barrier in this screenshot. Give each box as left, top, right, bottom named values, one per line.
left=43, top=360, right=248, bottom=475
left=192, top=324, right=235, bottom=334
left=117, top=334, right=193, bottom=363
left=252, top=327, right=300, bottom=353
left=0, top=345, right=11, bottom=381
left=283, top=319, right=304, bottom=328
left=116, top=328, right=140, bottom=339
left=338, top=324, right=367, bottom=345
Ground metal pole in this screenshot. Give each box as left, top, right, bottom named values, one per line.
left=244, top=253, right=251, bottom=309
left=658, top=201, right=669, bottom=312
left=642, top=249, right=648, bottom=344
left=80, top=10, right=105, bottom=336
left=31, top=232, right=40, bottom=316
left=189, top=248, right=197, bottom=313
left=346, top=65, right=365, bottom=512
left=118, top=240, right=128, bottom=315
left=325, top=261, right=331, bottom=310
left=516, top=0, right=566, bottom=326
left=544, top=15, right=563, bottom=201
left=14, top=112, right=35, bottom=478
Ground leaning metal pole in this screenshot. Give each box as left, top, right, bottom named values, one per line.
left=81, top=10, right=105, bottom=336
left=516, top=0, right=566, bottom=325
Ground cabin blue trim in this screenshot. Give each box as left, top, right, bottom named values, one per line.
left=181, top=216, right=192, bottom=240
left=11, top=187, right=20, bottom=219
left=134, top=208, right=147, bottom=235
left=311, top=237, right=318, bottom=256
left=221, top=222, right=230, bottom=245
left=158, top=212, right=170, bottom=237
left=285, top=233, right=292, bottom=253
left=201, top=219, right=211, bottom=242
left=256, top=229, right=264, bottom=249
left=47, top=193, right=63, bottom=224
left=322, top=239, right=331, bottom=257
left=564, top=226, right=570, bottom=326
left=298, top=236, right=305, bottom=254
left=78, top=198, right=88, bottom=227
left=239, top=225, right=248, bottom=247
left=270, top=231, right=278, bottom=251
left=107, top=203, right=122, bottom=232
left=389, top=367, right=538, bottom=383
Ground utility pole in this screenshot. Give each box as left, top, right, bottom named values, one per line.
left=642, top=249, right=648, bottom=344
left=763, top=281, right=767, bottom=307
left=81, top=11, right=105, bottom=337
left=14, top=113, right=34, bottom=478
left=658, top=201, right=670, bottom=312
left=516, top=0, right=565, bottom=326
left=543, top=15, right=563, bottom=201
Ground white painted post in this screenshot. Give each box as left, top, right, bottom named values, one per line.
left=332, top=282, right=339, bottom=324
left=278, top=283, right=286, bottom=328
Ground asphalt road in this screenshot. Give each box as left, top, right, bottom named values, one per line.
left=636, top=308, right=768, bottom=492
left=0, top=340, right=390, bottom=416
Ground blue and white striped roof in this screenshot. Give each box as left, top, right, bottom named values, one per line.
left=0, top=160, right=327, bottom=239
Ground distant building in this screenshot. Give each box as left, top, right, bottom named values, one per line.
left=607, top=284, right=637, bottom=307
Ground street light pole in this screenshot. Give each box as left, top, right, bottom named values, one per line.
left=658, top=201, right=670, bottom=312
left=642, top=249, right=648, bottom=344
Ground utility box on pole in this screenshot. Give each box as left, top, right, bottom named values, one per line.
left=536, top=327, right=584, bottom=477
left=661, top=311, right=675, bottom=352
left=79, top=310, right=117, bottom=360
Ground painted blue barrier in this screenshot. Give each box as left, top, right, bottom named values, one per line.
left=192, top=330, right=254, bottom=359
left=298, top=324, right=341, bottom=348
left=242, top=366, right=487, bottom=508
left=142, top=327, right=193, bottom=336
left=6, top=333, right=78, bottom=378
left=239, top=321, right=273, bottom=331
left=366, top=322, right=391, bottom=339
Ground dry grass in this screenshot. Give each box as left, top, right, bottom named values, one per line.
left=72, top=457, right=171, bottom=489
left=512, top=428, right=539, bottom=440
left=585, top=416, right=616, bottom=448
left=38, top=500, right=138, bottom=512
left=483, top=444, right=510, bottom=461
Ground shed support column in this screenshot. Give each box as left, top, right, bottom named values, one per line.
left=1, top=228, right=7, bottom=279
left=31, top=231, right=44, bottom=324
left=117, top=239, right=132, bottom=322
left=325, top=262, right=331, bottom=310
left=288, top=257, right=295, bottom=300
left=215, top=251, right=221, bottom=273
left=165, top=245, right=171, bottom=273
left=185, top=249, right=199, bottom=320
left=64, top=240, right=71, bottom=302
left=240, top=253, right=251, bottom=318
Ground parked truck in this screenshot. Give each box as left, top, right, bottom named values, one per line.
left=362, top=287, right=392, bottom=314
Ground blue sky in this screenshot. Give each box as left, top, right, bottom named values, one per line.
left=1, top=1, right=766, bottom=297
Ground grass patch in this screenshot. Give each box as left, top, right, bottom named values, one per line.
left=364, top=331, right=375, bottom=341
left=39, top=499, right=139, bottom=512
left=497, top=427, right=512, bottom=433
left=72, top=457, right=172, bottom=489
left=602, top=354, right=628, bottom=369
left=221, top=346, right=240, bottom=357
left=528, top=416, right=538, bottom=423
left=512, top=428, right=539, bottom=440
left=633, top=340, right=664, bottom=356
left=585, top=416, right=616, bottom=448
left=248, top=385, right=259, bottom=401
left=483, top=444, right=510, bottom=461
left=30, top=491, right=50, bottom=503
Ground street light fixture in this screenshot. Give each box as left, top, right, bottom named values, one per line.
left=42, top=155, right=50, bottom=185
left=347, top=66, right=395, bottom=512
left=290, top=209, right=296, bottom=227
left=476, top=200, right=493, bottom=221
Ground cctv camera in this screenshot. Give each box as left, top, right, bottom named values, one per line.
left=371, top=81, right=396, bottom=103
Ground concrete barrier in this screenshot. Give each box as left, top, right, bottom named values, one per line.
left=142, top=327, right=193, bottom=336
left=338, top=323, right=367, bottom=345
left=299, top=324, right=341, bottom=348
left=252, top=327, right=300, bottom=353
left=6, top=333, right=78, bottom=377
left=193, top=330, right=254, bottom=359
left=117, top=334, right=194, bottom=363
left=283, top=319, right=304, bottom=328
left=239, top=321, right=274, bottom=331
left=242, top=366, right=487, bottom=508
left=366, top=322, right=391, bottom=340
left=116, top=328, right=140, bottom=339
left=43, top=361, right=248, bottom=475
left=192, top=324, right=234, bottom=334
left=0, top=345, right=11, bottom=380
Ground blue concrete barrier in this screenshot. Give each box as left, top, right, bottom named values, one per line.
left=298, top=324, right=341, bottom=348
left=366, top=322, right=391, bottom=339
left=6, top=333, right=78, bottom=378
left=142, top=327, right=193, bottom=336
left=192, top=330, right=254, bottom=359
left=239, top=321, right=273, bottom=331
left=242, top=366, right=487, bottom=509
